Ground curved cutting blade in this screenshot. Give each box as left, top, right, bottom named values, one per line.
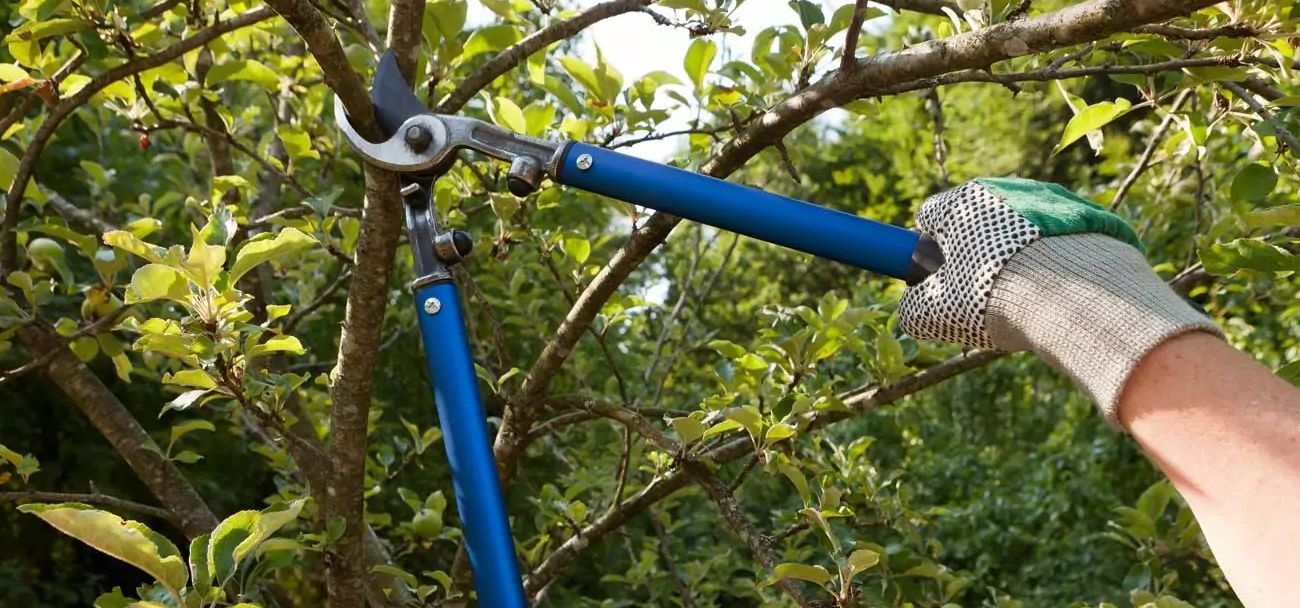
left=372, top=50, right=431, bottom=138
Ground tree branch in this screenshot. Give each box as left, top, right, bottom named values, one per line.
left=1, top=7, right=276, bottom=274
left=841, top=0, right=870, bottom=72
left=0, top=491, right=176, bottom=523
left=435, top=0, right=657, bottom=114
left=502, top=0, right=1224, bottom=493
left=1132, top=23, right=1259, bottom=40
left=15, top=326, right=220, bottom=538
left=1111, top=88, right=1192, bottom=209
left=1223, top=81, right=1300, bottom=155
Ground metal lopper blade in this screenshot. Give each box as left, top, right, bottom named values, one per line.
left=371, top=50, right=431, bottom=138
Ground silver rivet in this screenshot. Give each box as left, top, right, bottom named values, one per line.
left=423, top=297, right=441, bottom=314
left=400, top=183, right=421, bottom=197
left=575, top=153, right=593, bottom=170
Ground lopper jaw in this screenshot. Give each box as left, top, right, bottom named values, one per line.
left=334, top=50, right=565, bottom=195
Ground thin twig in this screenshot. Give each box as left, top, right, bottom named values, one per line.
left=1111, top=88, right=1192, bottom=210
left=0, top=308, right=133, bottom=387
left=0, top=491, right=176, bottom=523
left=1222, top=81, right=1300, bottom=155
left=283, top=267, right=353, bottom=332
left=1133, top=23, right=1259, bottom=40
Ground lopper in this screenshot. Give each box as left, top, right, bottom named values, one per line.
left=335, top=50, right=942, bottom=607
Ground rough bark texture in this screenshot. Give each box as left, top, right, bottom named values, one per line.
left=16, top=327, right=220, bottom=539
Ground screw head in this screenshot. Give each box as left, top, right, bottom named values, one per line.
left=575, top=153, right=594, bottom=170
left=422, top=297, right=442, bottom=315
left=405, top=125, right=433, bottom=152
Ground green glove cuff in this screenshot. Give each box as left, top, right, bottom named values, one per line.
left=974, top=177, right=1145, bottom=254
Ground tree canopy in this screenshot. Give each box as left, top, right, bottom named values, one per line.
left=0, top=0, right=1296, bottom=606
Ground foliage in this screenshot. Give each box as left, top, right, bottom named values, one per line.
left=0, top=0, right=1296, bottom=607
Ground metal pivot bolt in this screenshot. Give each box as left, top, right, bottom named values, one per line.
left=423, top=297, right=442, bottom=315
left=575, top=153, right=593, bottom=170
left=434, top=230, right=474, bottom=264
left=405, top=125, right=433, bottom=152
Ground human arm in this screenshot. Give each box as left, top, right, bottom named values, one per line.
left=898, top=177, right=1300, bottom=607
left=1120, top=331, right=1300, bottom=608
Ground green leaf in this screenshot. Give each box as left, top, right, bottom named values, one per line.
left=462, top=25, right=520, bottom=60
left=0, top=63, right=30, bottom=82
left=846, top=548, right=880, bottom=580
left=670, top=417, right=706, bottom=444
left=276, top=127, right=319, bottom=161
left=208, top=510, right=257, bottom=585
left=490, top=96, right=527, bottom=133
left=19, top=504, right=188, bottom=596
left=1243, top=204, right=1300, bottom=231
left=127, top=264, right=189, bottom=304
left=707, top=339, right=746, bottom=359
left=372, top=564, right=418, bottom=589
left=765, top=422, right=797, bottom=444
left=1054, top=98, right=1133, bottom=154
left=787, top=0, right=825, bottom=30
left=736, top=353, right=768, bottom=371
left=777, top=462, right=810, bottom=506
left=169, top=419, right=216, bottom=446
left=562, top=237, right=591, bottom=264
left=247, top=335, right=306, bottom=359
left=266, top=304, right=291, bottom=322
left=768, top=562, right=832, bottom=588
left=206, top=60, right=279, bottom=89
left=103, top=231, right=166, bottom=264
left=4, top=18, right=91, bottom=44
left=1200, top=238, right=1298, bottom=275
left=1230, top=162, right=1278, bottom=203
left=560, top=56, right=604, bottom=101
left=724, top=405, right=762, bottom=440
left=701, top=419, right=743, bottom=439
left=684, top=39, right=716, bottom=92
left=229, top=228, right=317, bottom=284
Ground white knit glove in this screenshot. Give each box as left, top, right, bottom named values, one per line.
left=899, top=178, right=1222, bottom=424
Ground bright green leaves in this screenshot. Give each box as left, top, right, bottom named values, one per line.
left=206, top=60, right=280, bottom=90
left=247, top=335, right=306, bottom=359
left=0, top=444, right=40, bottom=484
left=18, top=504, right=189, bottom=600
left=1055, top=97, right=1133, bottom=154
left=684, top=39, right=717, bottom=92
left=228, top=227, right=317, bottom=284
left=559, top=52, right=623, bottom=107
left=562, top=236, right=591, bottom=264
left=463, top=25, right=521, bottom=61
left=207, top=499, right=306, bottom=588
left=128, top=264, right=190, bottom=304
left=22, top=499, right=304, bottom=606
left=4, top=17, right=91, bottom=46
left=489, top=96, right=528, bottom=134
left=1199, top=238, right=1299, bottom=276
left=787, top=0, right=824, bottom=30
left=767, top=562, right=832, bottom=589
left=1229, top=162, right=1278, bottom=203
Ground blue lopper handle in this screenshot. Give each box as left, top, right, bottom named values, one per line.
left=553, top=142, right=940, bottom=283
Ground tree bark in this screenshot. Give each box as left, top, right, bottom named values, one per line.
left=17, top=326, right=220, bottom=539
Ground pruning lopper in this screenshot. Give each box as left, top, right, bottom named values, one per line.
left=335, top=50, right=942, bottom=607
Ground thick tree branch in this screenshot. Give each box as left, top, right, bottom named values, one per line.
left=263, top=0, right=378, bottom=138
left=385, top=0, right=425, bottom=84
left=435, top=0, right=657, bottom=114
left=0, top=491, right=175, bottom=523
left=1, top=7, right=276, bottom=273
left=15, top=326, right=219, bottom=538
left=502, top=0, right=1223, bottom=491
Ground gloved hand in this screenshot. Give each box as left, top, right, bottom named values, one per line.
left=899, top=177, right=1221, bottom=424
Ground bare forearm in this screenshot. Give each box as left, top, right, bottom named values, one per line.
left=1120, top=331, right=1300, bottom=607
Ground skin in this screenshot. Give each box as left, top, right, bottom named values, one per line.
left=1119, top=331, right=1300, bottom=608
